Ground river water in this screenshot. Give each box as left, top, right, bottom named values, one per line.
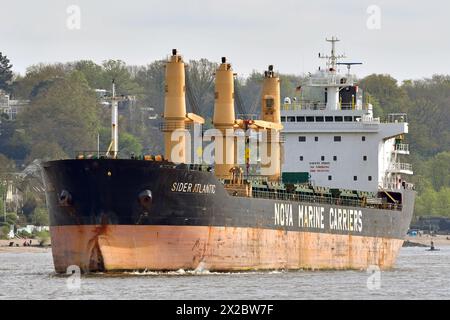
left=1, top=247, right=449, bottom=300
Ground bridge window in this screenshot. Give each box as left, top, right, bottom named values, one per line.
left=335, top=116, right=343, bottom=122
left=325, top=116, right=334, bottom=122
left=328, top=175, right=332, bottom=180
left=321, top=156, right=325, bottom=161
left=306, top=116, right=315, bottom=122
left=334, top=136, right=341, bottom=142
left=316, top=116, right=324, bottom=122
left=287, top=116, right=296, bottom=122
left=296, top=116, right=305, bottom=122
left=281, top=116, right=286, bottom=122
left=315, top=136, right=319, bottom=142
left=298, top=136, right=306, bottom=142
left=333, top=156, right=337, bottom=161
left=368, top=176, right=372, bottom=181
left=344, top=116, right=353, bottom=122
left=362, top=136, right=366, bottom=141
left=363, top=155, right=367, bottom=161
left=353, top=176, right=358, bottom=181
left=299, top=156, right=303, bottom=161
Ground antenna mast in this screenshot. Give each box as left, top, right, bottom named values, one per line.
left=319, top=36, right=346, bottom=70
left=108, top=80, right=119, bottom=159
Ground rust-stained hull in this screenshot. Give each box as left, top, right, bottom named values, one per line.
left=51, top=225, right=403, bottom=273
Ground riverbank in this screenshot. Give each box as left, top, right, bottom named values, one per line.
left=0, top=239, right=51, bottom=253
left=405, top=234, right=450, bottom=247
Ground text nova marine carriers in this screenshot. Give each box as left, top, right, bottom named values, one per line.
left=42, top=42, right=415, bottom=273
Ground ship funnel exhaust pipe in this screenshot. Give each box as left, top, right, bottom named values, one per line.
left=213, top=57, right=236, bottom=179
left=261, top=65, right=282, bottom=181
left=163, top=49, right=187, bottom=163
left=162, top=49, right=205, bottom=164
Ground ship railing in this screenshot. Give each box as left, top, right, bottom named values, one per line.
left=282, top=102, right=326, bottom=111
left=74, top=151, right=172, bottom=163
left=389, top=163, right=413, bottom=172
left=360, top=114, right=380, bottom=123
left=382, top=178, right=415, bottom=191
left=386, top=113, right=408, bottom=123
left=185, top=163, right=213, bottom=172
left=404, top=182, right=415, bottom=190
left=307, top=75, right=355, bottom=86
left=394, top=143, right=409, bottom=152
left=236, top=113, right=259, bottom=120
left=281, top=102, right=360, bottom=111
left=159, top=122, right=193, bottom=131
left=250, top=189, right=402, bottom=211
left=74, top=150, right=117, bottom=159
left=246, top=175, right=269, bottom=183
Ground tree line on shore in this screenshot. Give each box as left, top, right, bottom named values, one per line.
left=0, top=51, right=449, bottom=232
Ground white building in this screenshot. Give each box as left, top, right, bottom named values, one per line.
left=0, top=90, right=29, bottom=120
left=281, top=37, right=412, bottom=192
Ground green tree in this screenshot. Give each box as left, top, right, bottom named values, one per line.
left=426, top=152, right=450, bottom=191
left=237, top=71, right=263, bottom=115
left=402, top=76, right=450, bottom=156
left=13, top=63, right=69, bottom=99
left=26, top=141, right=68, bottom=162
left=359, top=74, right=409, bottom=115
left=0, top=52, right=13, bottom=92
left=0, top=225, right=11, bottom=239
left=135, top=60, right=166, bottom=114
left=32, top=207, right=49, bottom=226
left=0, top=125, right=31, bottom=162
left=415, top=187, right=438, bottom=217
left=73, top=60, right=105, bottom=89
left=102, top=60, right=142, bottom=95
left=186, top=59, right=217, bottom=116
left=434, top=188, right=450, bottom=217
left=0, top=153, right=15, bottom=177
left=19, top=70, right=100, bottom=160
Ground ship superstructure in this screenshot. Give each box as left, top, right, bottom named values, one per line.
left=281, top=37, right=413, bottom=193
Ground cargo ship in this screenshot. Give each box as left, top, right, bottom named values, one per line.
left=42, top=38, right=415, bottom=273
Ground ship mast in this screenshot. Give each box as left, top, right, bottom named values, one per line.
left=315, top=36, right=347, bottom=110
left=107, top=80, right=119, bottom=159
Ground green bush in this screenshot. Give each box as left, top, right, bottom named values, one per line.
left=32, top=207, right=49, bottom=226
left=0, top=225, right=11, bottom=239
left=17, top=230, right=31, bottom=238
left=34, top=230, right=50, bottom=246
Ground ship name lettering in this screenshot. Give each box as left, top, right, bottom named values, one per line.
left=298, top=205, right=325, bottom=229
left=171, top=182, right=216, bottom=194
left=274, top=203, right=293, bottom=227
left=329, top=208, right=363, bottom=232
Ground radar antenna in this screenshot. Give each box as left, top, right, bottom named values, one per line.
left=336, top=62, right=363, bottom=76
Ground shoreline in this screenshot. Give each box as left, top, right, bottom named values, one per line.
left=405, top=234, right=450, bottom=247
left=0, top=246, right=51, bottom=253
left=0, top=239, right=51, bottom=253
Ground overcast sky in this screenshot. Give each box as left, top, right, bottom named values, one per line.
left=2, top=0, right=449, bottom=81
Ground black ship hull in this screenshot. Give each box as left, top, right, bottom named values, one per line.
left=41, top=159, right=415, bottom=273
